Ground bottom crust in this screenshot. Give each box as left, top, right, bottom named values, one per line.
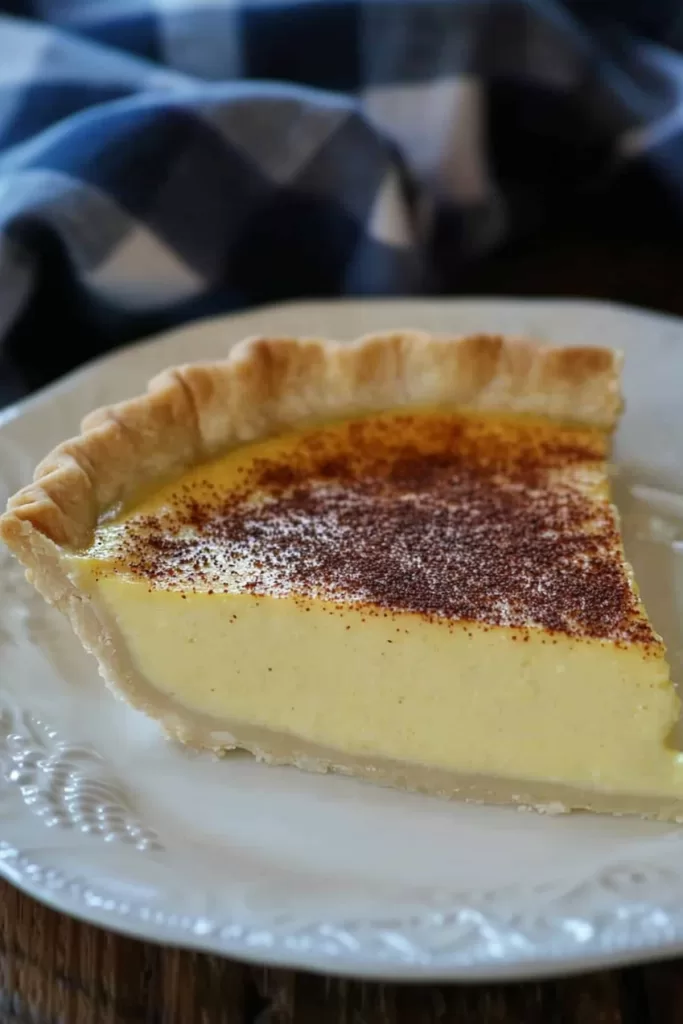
left=163, top=710, right=683, bottom=824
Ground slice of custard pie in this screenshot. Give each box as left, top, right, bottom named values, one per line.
left=2, top=331, right=682, bottom=820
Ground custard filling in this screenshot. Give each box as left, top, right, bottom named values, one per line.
left=67, top=410, right=682, bottom=795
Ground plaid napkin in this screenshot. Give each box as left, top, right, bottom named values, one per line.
left=0, top=1, right=682, bottom=397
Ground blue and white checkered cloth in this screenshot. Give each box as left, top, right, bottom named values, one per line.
left=0, top=1, right=682, bottom=392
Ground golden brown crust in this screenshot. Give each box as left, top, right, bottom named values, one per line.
left=0, top=331, right=622, bottom=556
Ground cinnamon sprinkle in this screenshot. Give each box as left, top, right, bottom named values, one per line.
left=94, top=412, right=659, bottom=646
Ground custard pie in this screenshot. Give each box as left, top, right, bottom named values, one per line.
left=2, top=331, right=682, bottom=820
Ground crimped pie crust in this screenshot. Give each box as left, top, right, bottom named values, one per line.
left=1, top=331, right=621, bottom=554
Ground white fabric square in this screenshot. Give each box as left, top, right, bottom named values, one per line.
left=87, top=225, right=204, bottom=309
left=367, top=169, right=413, bottom=248
left=363, top=76, right=492, bottom=206
left=202, top=91, right=350, bottom=185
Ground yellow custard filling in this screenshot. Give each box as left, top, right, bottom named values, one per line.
left=66, top=409, right=682, bottom=797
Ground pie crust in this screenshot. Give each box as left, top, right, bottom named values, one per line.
left=0, top=331, right=622, bottom=556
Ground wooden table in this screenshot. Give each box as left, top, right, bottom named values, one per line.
left=2, top=216, right=683, bottom=1022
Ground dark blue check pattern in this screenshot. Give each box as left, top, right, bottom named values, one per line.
left=0, top=0, right=682, bottom=387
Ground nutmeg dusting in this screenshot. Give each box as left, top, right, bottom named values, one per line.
left=90, top=411, right=659, bottom=646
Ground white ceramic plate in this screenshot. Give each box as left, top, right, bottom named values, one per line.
left=1, top=299, right=683, bottom=982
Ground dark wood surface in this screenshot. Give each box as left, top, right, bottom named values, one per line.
left=3, top=224, right=683, bottom=1022
left=4, top=874, right=683, bottom=1023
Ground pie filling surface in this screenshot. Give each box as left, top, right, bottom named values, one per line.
left=67, top=408, right=683, bottom=800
